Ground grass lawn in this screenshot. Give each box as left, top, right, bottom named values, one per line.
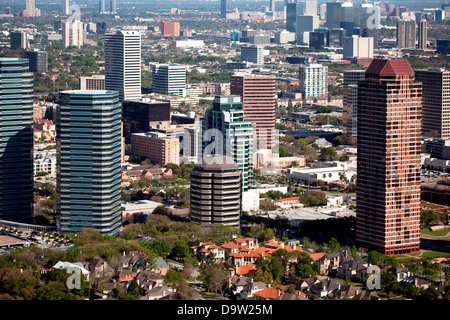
left=421, top=251, right=450, bottom=259
left=201, top=291, right=227, bottom=300
left=420, top=229, right=450, bottom=237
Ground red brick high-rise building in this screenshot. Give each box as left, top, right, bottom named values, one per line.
left=160, top=21, right=180, bottom=37
left=230, top=75, right=276, bottom=150
left=356, top=59, right=422, bottom=255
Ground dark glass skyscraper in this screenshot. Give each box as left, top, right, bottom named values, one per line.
left=0, top=58, right=34, bottom=222
left=286, top=2, right=305, bottom=32
left=56, top=90, right=122, bottom=236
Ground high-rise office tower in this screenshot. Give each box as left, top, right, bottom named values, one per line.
left=326, top=2, right=342, bottom=30
left=230, top=75, right=276, bottom=150
left=79, top=75, right=105, bottom=91
left=240, top=45, right=264, bottom=65
left=304, top=0, right=317, bottom=15
left=359, top=3, right=380, bottom=49
left=190, top=155, right=242, bottom=228
left=270, top=0, right=275, bottom=12
left=415, top=68, right=450, bottom=139
left=286, top=1, right=304, bottom=32
left=396, top=20, right=416, bottom=49
left=296, top=14, right=319, bottom=44
left=200, top=95, right=254, bottom=192
left=26, top=0, right=36, bottom=17
left=343, top=35, right=374, bottom=59
left=356, top=59, right=422, bottom=255
left=10, top=31, right=29, bottom=49
left=104, top=30, right=142, bottom=101
left=62, top=20, right=84, bottom=48
left=0, top=58, right=34, bottom=222
left=160, top=21, right=180, bottom=37
left=151, top=63, right=186, bottom=97
left=62, top=0, right=69, bottom=15
left=221, top=0, right=227, bottom=18
left=299, top=63, right=328, bottom=99
left=99, top=0, right=105, bottom=14
left=56, top=90, right=122, bottom=236
left=418, top=19, right=427, bottom=50
left=343, top=70, right=366, bottom=144
left=24, top=50, right=48, bottom=73
left=110, top=0, right=116, bottom=14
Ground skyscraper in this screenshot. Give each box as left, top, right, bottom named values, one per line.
left=57, top=90, right=122, bottom=236
left=151, top=63, right=186, bottom=97
left=26, top=0, right=36, bottom=17
left=230, top=75, right=276, bottom=150
left=62, top=20, right=84, bottom=48
left=104, top=30, right=142, bottom=101
left=10, top=31, right=29, bottom=49
left=418, top=19, right=427, bottom=50
left=326, top=2, right=342, bottom=30
left=343, top=35, right=374, bottom=59
left=62, top=0, right=69, bottom=15
left=356, top=59, right=422, bottom=255
left=415, top=68, right=450, bottom=139
left=24, top=50, right=48, bottom=73
left=240, top=45, right=264, bottom=65
left=110, top=0, right=116, bottom=14
left=396, top=20, right=416, bottom=49
left=99, top=0, right=105, bottom=14
left=342, top=70, right=366, bottom=144
left=221, top=0, right=227, bottom=18
left=286, top=2, right=304, bottom=32
left=200, top=95, right=254, bottom=192
left=190, top=155, right=242, bottom=228
left=0, top=58, right=34, bottom=222
left=304, top=0, right=317, bottom=15
left=270, top=0, right=275, bottom=12
left=299, top=63, right=328, bottom=99
left=296, top=15, right=319, bottom=44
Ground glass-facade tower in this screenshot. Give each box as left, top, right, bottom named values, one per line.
left=56, top=90, right=122, bottom=235
left=0, top=58, right=34, bottom=222
left=200, top=95, right=253, bottom=192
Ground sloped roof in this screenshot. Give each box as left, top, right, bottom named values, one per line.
left=253, top=287, right=284, bottom=299
left=366, top=59, right=414, bottom=76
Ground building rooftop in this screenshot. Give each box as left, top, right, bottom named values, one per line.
left=366, top=59, right=414, bottom=76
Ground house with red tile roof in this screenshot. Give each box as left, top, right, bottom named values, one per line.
left=229, top=263, right=258, bottom=276
left=190, top=242, right=225, bottom=263
left=253, top=286, right=285, bottom=300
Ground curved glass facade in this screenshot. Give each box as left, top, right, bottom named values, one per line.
left=57, top=90, right=122, bottom=236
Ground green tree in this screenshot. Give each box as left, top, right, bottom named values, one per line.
left=420, top=209, right=440, bottom=227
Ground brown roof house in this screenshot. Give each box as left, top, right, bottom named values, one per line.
left=88, top=257, right=115, bottom=279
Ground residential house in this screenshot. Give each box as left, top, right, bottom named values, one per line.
left=227, top=276, right=252, bottom=297
left=352, top=290, right=379, bottom=300
left=140, top=284, right=175, bottom=300
left=337, top=259, right=368, bottom=281
left=117, top=269, right=137, bottom=282
left=253, top=287, right=285, bottom=300
left=400, top=276, right=432, bottom=290
left=239, top=280, right=268, bottom=300
left=286, top=277, right=321, bottom=294
left=309, top=278, right=341, bottom=298
left=88, top=257, right=115, bottom=279
left=328, top=284, right=361, bottom=300
left=317, top=251, right=351, bottom=275
left=274, top=292, right=309, bottom=300
left=229, top=264, right=258, bottom=277
left=190, top=242, right=226, bottom=263
left=154, top=256, right=170, bottom=276
left=133, top=270, right=165, bottom=294
left=52, top=261, right=90, bottom=281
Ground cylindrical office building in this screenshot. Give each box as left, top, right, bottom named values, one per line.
left=190, top=155, right=242, bottom=228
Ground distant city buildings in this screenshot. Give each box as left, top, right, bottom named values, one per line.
left=240, top=45, right=264, bottom=65
left=396, top=19, right=416, bottom=49
left=57, top=90, right=122, bottom=236
left=131, top=131, right=180, bottom=166
left=343, top=70, right=366, bottom=145
left=0, top=58, right=34, bottom=222
left=151, top=63, right=186, bottom=97
left=356, top=59, right=422, bottom=255
left=418, top=19, right=428, bottom=49
left=62, top=20, right=84, bottom=48
left=24, top=50, right=48, bottom=73
left=221, top=0, right=227, bottom=19
left=104, top=30, right=142, bottom=101
left=343, top=35, right=374, bottom=59
left=296, top=15, right=319, bottom=45
left=415, top=68, right=450, bottom=139
left=10, top=31, right=29, bottom=49
left=299, top=63, right=328, bottom=99
left=230, top=75, right=276, bottom=151
left=62, top=0, right=69, bottom=15
left=79, top=75, right=105, bottom=91
left=160, top=21, right=180, bottom=37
